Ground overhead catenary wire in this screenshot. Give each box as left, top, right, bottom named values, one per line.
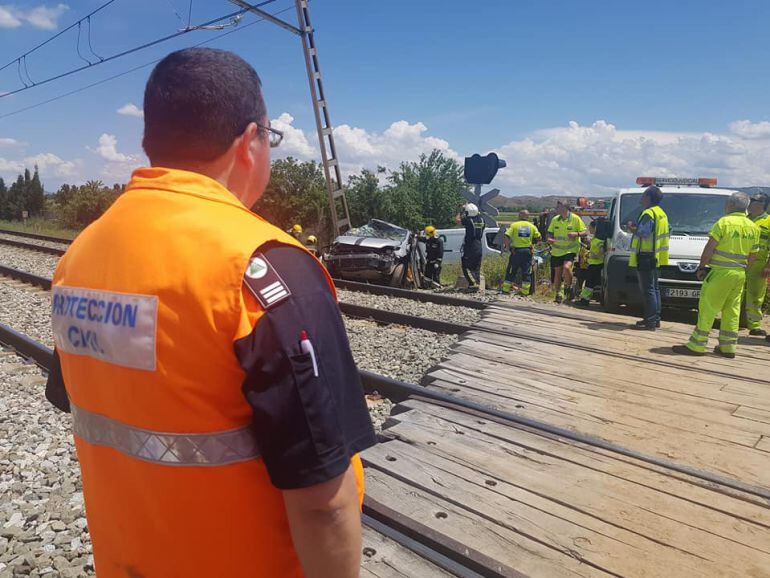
left=0, top=4, right=295, bottom=121
left=0, top=0, right=279, bottom=101
left=0, top=0, right=120, bottom=74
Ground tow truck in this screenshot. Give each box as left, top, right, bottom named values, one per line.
left=598, top=176, right=737, bottom=312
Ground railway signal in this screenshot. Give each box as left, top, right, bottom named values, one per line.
left=462, top=153, right=506, bottom=227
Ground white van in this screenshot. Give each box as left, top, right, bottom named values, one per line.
left=599, top=177, right=737, bottom=311
left=436, top=227, right=502, bottom=264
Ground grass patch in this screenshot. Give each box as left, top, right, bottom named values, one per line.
left=0, top=218, right=80, bottom=240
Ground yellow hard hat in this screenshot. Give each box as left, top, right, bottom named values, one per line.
left=424, top=225, right=436, bottom=236
left=306, top=235, right=317, bottom=244
left=292, top=224, right=303, bottom=233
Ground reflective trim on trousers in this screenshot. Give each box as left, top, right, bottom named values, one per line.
left=710, top=259, right=747, bottom=268
left=71, top=403, right=261, bottom=467
left=714, top=249, right=749, bottom=260
left=694, top=328, right=709, bottom=337
left=687, top=334, right=707, bottom=352
left=657, top=232, right=670, bottom=239
left=719, top=330, right=739, bottom=338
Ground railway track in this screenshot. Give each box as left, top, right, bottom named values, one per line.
left=0, top=318, right=487, bottom=577
left=0, top=229, right=491, bottom=310
left=5, top=263, right=768, bottom=501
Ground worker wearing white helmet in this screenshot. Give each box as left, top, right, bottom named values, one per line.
left=455, top=203, right=485, bottom=290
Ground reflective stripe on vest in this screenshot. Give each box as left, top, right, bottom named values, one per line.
left=72, top=403, right=260, bottom=467
left=630, top=205, right=669, bottom=268
left=710, top=212, right=760, bottom=270
left=549, top=213, right=583, bottom=256
left=588, top=238, right=605, bottom=265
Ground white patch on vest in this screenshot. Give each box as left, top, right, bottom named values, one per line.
left=246, top=257, right=268, bottom=280
left=51, top=286, right=158, bottom=371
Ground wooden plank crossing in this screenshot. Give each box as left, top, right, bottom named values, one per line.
left=363, top=298, right=770, bottom=577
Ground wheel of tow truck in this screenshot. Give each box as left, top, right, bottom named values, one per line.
left=389, top=264, right=405, bottom=287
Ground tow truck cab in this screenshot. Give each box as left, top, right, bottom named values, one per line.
left=601, top=177, right=736, bottom=312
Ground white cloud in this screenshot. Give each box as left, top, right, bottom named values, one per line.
left=0, top=137, right=23, bottom=147
left=0, top=3, right=68, bottom=30
left=271, top=113, right=315, bottom=158
left=0, top=6, right=22, bottom=27
left=92, top=133, right=132, bottom=163
left=271, top=114, right=459, bottom=177
left=0, top=152, right=78, bottom=181
left=490, top=119, right=770, bottom=195
left=729, top=120, right=770, bottom=140
left=117, top=103, right=144, bottom=119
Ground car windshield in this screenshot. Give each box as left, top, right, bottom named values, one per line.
left=620, top=193, right=730, bottom=235
left=347, top=219, right=408, bottom=241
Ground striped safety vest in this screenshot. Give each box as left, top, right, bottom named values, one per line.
left=587, top=237, right=606, bottom=265
left=710, top=212, right=760, bottom=270
left=53, top=167, right=365, bottom=578
left=630, top=205, right=669, bottom=268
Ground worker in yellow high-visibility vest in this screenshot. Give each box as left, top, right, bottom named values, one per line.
left=744, top=194, right=770, bottom=336
left=547, top=201, right=587, bottom=303
left=502, top=210, right=540, bottom=295
left=674, top=192, right=761, bottom=359
left=577, top=220, right=605, bottom=306
left=628, top=186, right=669, bottom=331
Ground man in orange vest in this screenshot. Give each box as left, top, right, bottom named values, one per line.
left=45, top=48, right=375, bottom=577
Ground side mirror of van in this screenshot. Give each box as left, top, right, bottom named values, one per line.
left=595, top=219, right=612, bottom=240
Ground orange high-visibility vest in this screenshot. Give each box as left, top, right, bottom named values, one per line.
left=53, top=167, right=365, bottom=578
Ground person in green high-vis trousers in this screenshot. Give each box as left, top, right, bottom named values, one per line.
left=744, top=194, right=770, bottom=336
left=673, top=192, right=761, bottom=359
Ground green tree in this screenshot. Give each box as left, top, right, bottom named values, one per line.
left=7, top=175, right=25, bottom=219
left=383, top=150, right=466, bottom=231
left=60, top=180, right=121, bottom=229
left=55, top=183, right=76, bottom=207
left=26, top=165, right=45, bottom=217
left=0, top=178, right=7, bottom=220
left=345, top=169, right=388, bottom=227
left=253, top=157, right=330, bottom=243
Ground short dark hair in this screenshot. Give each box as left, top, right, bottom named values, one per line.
left=750, top=193, right=769, bottom=210
left=142, top=48, right=267, bottom=164
left=643, top=185, right=663, bottom=205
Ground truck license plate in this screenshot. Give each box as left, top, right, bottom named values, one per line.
left=664, top=287, right=700, bottom=298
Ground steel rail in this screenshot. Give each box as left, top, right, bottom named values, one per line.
left=339, top=302, right=472, bottom=335
left=0, top=267, right=473, bottom=336
left=0, top=265, right=52, bottom=290
left=0, top=229, right=73, bottom=245
left=0, top=237, right=66, bottom=256
left=3, top=269, right=769, bottom=500
left=0, top=323, right=486, bottom=577
left=334, top=278, right=488, bottom=310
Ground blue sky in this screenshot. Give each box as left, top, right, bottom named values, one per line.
left=2, top=0, right=770, bottom=195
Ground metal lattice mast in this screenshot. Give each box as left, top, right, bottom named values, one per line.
left=295, top=0, right=350, bottom=235
left=229, top=0, right=352, bottom=237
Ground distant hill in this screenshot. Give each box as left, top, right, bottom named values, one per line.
left=491, top=186, right=770, bottom=213
left=491, top=195, right=611, bottom=212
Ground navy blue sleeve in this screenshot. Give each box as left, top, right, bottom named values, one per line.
left=234, top=242, right=376, bottom=490
left=636, top=215, right=655, bottom=239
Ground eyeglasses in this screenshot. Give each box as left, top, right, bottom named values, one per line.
left=256, top=122, right=284, bottom=148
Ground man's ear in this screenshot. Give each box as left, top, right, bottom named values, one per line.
left=235, top=122, right=260, bottom=165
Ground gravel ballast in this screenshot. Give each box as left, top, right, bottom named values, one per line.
left=0, top=234, right=70, bottom=253
left=337, top=289, right=482, bottom=326
left=0, top=355, right=93, bottom=577
left=0, top=274, right=462, bottom=573
left=0, top=247, right=59, bottom=280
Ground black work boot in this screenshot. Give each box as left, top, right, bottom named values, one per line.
left=672, top=345, right=704, bottom=356
left=713, top=346, right=736, bottom=359
left=749, top=329, right=767, bottom=337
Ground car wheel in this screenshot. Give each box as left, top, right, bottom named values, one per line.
left=389, top=264, right=405, bottom=287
